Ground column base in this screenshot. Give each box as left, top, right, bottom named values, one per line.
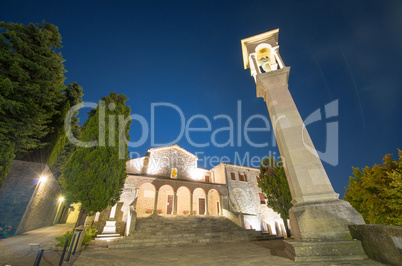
left=289, top=199, right=365, bottom=242
left=284, top=239, right=367, bottom=261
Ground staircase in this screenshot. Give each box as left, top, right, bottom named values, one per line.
left=109, top=215, right=280, bottom=249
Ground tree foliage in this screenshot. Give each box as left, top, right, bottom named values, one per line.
left=258, top=156, right=293, bottom=221
left=0, top=21, right=83, bottom=185
left=50, top=82, right=83, bottom=177
left=344, top=150, right=402, bottom=226
left=61, top=92, right=131, bottom=215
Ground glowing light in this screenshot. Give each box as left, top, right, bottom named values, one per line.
left=58, top=196, right=64, bottom=202
left=190, top=168, right=204, bottom=180
left=39, top=176, right=47, bottom=183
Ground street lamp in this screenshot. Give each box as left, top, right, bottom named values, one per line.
left=54, top=195, right=65, bottom=224
left=39, top=175, right=47, bottom=183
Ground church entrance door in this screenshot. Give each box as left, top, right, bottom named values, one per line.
left=199, top=198, right=205, bottom=215
left=167, top=195, right=173, bottom=214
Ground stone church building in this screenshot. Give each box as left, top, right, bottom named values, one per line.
left=93, top=144, right=287, bottom=238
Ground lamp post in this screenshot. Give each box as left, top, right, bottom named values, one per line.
left=53, top=196, right=64, bottom=224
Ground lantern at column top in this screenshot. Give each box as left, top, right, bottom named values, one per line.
left=241, top=28, right=285, bottom=82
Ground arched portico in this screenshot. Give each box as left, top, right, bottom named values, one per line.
left=132, top=176, right=228, bottom=217
left=207, top=189, right=220, bottom=216
left=192, top=188, right=206, bottom=215
left=177, top=186, right=191, bottom=215
left=156, top=184, right=174, bottom=215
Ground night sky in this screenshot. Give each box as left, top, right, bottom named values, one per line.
left=2, top=0, right=401, bottom=197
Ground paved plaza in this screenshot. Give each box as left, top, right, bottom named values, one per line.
left=0, top=223, right=76, bottom=266
left=75, top=240, right=381, bottom=266
left=0, top=225, right=383, bottom=266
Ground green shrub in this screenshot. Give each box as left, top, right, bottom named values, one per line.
left=55, top=230, right=73, bottom=247
left=55, top=227, right=98, bottom=247
left=82, top=227, right=98, bottom=246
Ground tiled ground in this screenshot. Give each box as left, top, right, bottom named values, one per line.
left=74, top=240, right=382, bottom=266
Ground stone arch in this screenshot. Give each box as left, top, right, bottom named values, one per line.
left=192, top=188, right=206, bottom=215
left=136, top=182, right=156, bottom=216
left=157, top=184, right=174, bottom=215
left=136, top=179, right=154, bottom=190
left=177, top=186, right=191, bottom=215
left=207, top=189, right=220, bottom=216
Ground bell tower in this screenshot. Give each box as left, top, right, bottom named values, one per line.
left=241, top=29, right=367, bottom=261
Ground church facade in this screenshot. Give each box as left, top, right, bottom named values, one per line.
left=93, top=144, right=287, bottom=237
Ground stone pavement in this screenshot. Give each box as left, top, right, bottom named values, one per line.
left=75, top=239, right=382, bottom=266
left=0, top=223, right=78, bottom=266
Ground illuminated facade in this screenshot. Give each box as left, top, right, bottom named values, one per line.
left=92, top=144, right=287, bottom=237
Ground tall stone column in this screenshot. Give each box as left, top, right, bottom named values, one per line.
left=241, top=29, right=366, bottom=261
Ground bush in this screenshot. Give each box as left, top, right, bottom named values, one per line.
left=55, top=230, right=73, bottom=247
left=55, top=227, right=98, bottom=247
left=82, top=227, right=97, bottom=246
left=0, top=223, right=13, bottom=238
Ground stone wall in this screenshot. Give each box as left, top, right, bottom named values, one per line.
left=349, top=224, right=402, bottom=266
left=66, top=203, right=81, bottom=224
left=126, top=157, right=145, bottom=174
left=148, top=146, right=199, bottom=180
left=222, top=163, right=285, bottom=234
left=210, top=163, right=226, bottom=184
left=0, top=160, right=62, bottom=235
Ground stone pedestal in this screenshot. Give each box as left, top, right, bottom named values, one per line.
left=289, top=200, right=365, bottom=242
left=284, top=240, right=366, bottom=261
left=284, top=200, right=367, bottom=260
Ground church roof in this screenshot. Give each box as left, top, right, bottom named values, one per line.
left=147, top=144, right=198, bottom=159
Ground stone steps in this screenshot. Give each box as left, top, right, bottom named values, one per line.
left=109, top=215, right=280, bottom=249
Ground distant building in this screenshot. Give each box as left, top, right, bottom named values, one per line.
left=93, top=144, right=287, bottom=237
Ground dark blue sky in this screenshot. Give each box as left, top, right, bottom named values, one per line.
left=2, top=0, right=401, bottom=196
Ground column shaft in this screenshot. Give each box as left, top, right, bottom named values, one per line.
left=153, top=190, right=159, bottom=215
left=256, top=67, right=338, bottom=204
left=173, top=192, right=177, bottom=215
left=190, top=192, right=193, bottom=215
left=219, top=195, right=223, bottom=216
left=205, top=194, right=209, bottom=215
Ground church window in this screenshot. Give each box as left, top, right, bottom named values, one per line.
left=231, top=173, right=236, bottom=180
left=205, top=176, right=210, bottom=183
left=171, top=168, right=177, bottom=179
left=239, top=173, right=247, bottom=182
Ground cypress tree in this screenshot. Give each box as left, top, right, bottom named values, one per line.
left=61, top=92, right=131, bottom=218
